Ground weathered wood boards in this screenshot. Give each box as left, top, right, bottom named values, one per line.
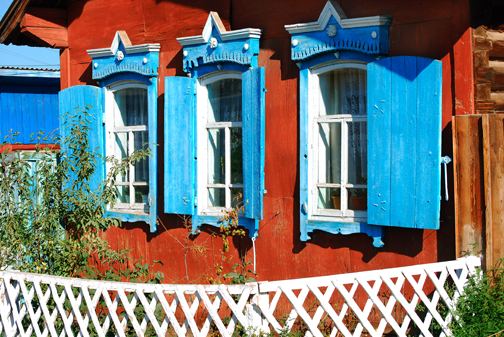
left=454, top=114, right=504, bottom=269
left=482, top=114, right=504, bottom=268
left=453, top=115, right=485, bottom=259
left=20, top=8, right=68, bottom=48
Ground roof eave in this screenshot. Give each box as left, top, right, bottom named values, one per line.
left=0, top=0, right=34, bottom=45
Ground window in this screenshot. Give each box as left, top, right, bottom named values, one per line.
left=165, top=12, right=263, bottom=237
left=59, top=31, right=160, bottom=231
left=310, top=64, right=367, bottom=223
left=164, top=68, right=265, bottom=237
left=287, top=1, right=443, bottom=247
left=197, top=73, right=243, bottom=215
left=105, top=83, right=150, bottom=213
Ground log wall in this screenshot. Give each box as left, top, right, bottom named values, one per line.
left=473, top=28, right=504, bottom=113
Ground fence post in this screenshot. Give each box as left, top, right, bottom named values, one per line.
left=246, top=283, right=270, bottom=335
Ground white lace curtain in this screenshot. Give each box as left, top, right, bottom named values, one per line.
left=339, top=68, right=367, bottom=185
left=318, top=68, right=367, bottom=207
left=113, top=88, right=148, bottom=203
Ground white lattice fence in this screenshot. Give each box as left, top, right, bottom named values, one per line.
left=256, top=256, right=481, bottom=337
left=0, top=256, right=480, bottom=337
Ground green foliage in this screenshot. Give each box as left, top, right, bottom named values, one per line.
left=224, top=259, right=257, bottom=284
left=0, top=105, right=162, bottom=283
left=449, top=259, right=504, bottom=337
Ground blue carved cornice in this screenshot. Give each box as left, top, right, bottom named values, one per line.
left=285, top=1, right=390, bottom=64
left=87, top=31, right=160, bottom=81
left=177, top=12, right=261, bottom=77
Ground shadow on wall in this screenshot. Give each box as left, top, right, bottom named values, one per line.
left=470, top=0, right=504, bottom=28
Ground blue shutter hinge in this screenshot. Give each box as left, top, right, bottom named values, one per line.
left=301, top=202, right=308, bottom=215
left=194, top=197, right=198, bottom=207
left=263, top=189, right=267, bottom=194
left=441, top=156, right=452, bottom=201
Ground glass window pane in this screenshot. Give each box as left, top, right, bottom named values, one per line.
left=348, top=187, right=367, bottom=211
left=318, top=68, right=367, bottom=116
left=318, top=187, right=341, bottom=210
left=114, top=88, right=148, bottom=127
left=208, top=129, right=225, bottom=184
left=116, top=186, right=130, bottom=203
left=134, top=185, right=149, bottom=204
left=114, top=132, right=128, bottom=159
left=318, top=122, right=341, bottom=184
left=347, top=122, right=367, bottom=185
left=231, top=188, right=243, bottom=209
left=230, top=128, right=243, bottom=184
left=207, top=79, right=242, bottom=122
left=134, top=131, right=149, bottom=183
left=208, top=188, right=225, bottom=207
left=114, top=132, right=129, bottom=183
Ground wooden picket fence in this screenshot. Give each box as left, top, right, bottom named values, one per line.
left=0, top=256, right=480, bottom=337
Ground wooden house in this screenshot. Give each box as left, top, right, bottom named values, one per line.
left=0, top=0, right=492, bottom=282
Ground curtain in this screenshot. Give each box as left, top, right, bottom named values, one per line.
left=318, top=68, right=367, bottom=209
left=339, top=69, right=367, bottom=185
left=113, top=88, right=148, bottom=203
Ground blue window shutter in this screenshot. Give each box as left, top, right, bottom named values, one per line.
left=367, top=56, right=442, bottom=229
left=299, top=68, right=310, bottom=240
left=58, top=85, right=104, bottom=193
left=164, top=76, right=196, bottom=215
left=242, top=67, right=265, bottom=220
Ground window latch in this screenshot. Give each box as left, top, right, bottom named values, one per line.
left=441, top=156, right=452, bottom=201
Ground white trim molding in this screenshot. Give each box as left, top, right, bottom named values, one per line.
left=177, top=12, right=262, bottom=46
left=87, top=31, right=161, bottom=59
left=285, top=0, right=390, bottom=34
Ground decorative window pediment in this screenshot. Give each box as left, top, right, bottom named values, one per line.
left=285, top=1, right=390, bottom=64
left=87, top=31, right=160, bottom=80
left=177, top=12, right=262, bottom=77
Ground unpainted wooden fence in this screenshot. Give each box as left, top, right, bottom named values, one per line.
left=0, top=256, right=480, bottom=337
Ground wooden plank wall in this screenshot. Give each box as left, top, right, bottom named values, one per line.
left=482, top=114, right=504, bottom=267
left=0, top=78, right=60, bottom=144
left=456, top=2, right=504, bottom=268
left=453, top=114, right=504, bottom=269
left=453, top=115, right=484, bottom=259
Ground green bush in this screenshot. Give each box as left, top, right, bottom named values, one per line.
left=0, top=106, right=162, bottom=283
left=450, top=259, right=504, bottom=337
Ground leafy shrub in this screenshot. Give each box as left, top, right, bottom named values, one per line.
left=450, top=259, right=504, bottom=337
left=0, top=106, right=162, bottom=283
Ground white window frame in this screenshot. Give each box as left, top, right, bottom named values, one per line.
left=308, top=61, right=368, bottom=223
left=196, top=71, right=243, bottom=217
left=105, top=80, right=149, bottom=213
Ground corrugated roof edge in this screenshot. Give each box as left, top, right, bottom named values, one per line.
left=0, top=66, right=60, bottom=78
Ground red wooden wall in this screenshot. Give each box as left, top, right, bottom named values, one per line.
left=60, top=0, right=472, bottom=283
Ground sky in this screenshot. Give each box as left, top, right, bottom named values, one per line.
left=0, top=0, right=60, bottom=69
